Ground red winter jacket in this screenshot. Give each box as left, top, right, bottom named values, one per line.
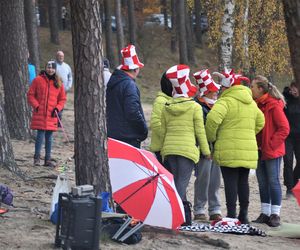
left=27, top=72, right=66, bottom=131
left=256, top=94, right=290, bottom=160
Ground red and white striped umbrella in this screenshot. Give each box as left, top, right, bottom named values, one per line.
left=108, top=138, right=185, bottom=229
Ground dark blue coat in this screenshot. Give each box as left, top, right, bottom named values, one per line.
left=106, top=69, right=148, bottom=142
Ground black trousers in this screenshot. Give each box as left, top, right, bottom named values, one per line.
left=221, top=166, right=250, bottom=218
left=283, top=135, right=300, bottom=190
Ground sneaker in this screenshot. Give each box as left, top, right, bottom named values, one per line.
left=209, top=214, right=222, bottom=221
left=194, top=214, right=207, bottom=221
left=252, top=213, right=270, bottom=224
left=44, top=160, right=56, bottom=168
left=34, top=158, right=41, bottom=166
left=268, top=214, right=281, bottom=227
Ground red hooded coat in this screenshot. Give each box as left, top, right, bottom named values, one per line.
left=256, top=94, right=290, bottom=160
left=27, top=73, right=66, bottom=131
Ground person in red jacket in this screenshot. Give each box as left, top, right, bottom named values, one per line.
left=27, top=60, right=67, bottom=167
left=250, top=75, right=290, bottom=227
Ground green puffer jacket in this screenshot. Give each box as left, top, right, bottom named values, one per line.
left=205, top=85, right=265, bottom=169
left=150, top=91, right=172, bottom=152
left=160, top=97, right=210, bottom=164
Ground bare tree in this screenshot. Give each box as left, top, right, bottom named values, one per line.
left=194, top=0, right=202, bottom=45
left=24, top=0, right=40, bottom=73
left=242, top=0, right=250, bottom=73
left=185, top=3, right=195, bottom=64
left=177, top=0, right=188, bottom=64
left=161, top=0, right=169, bottom=30
left=0, top=0, right=31, bottom=140
left=70, top=0, right=111, bottom=194
left=282, top=0, right=300, bottom=86
left=104, top=0, right=116, bottom=68
left=219, top=0, right=235, bottom=70
left=48, top=0, right=60, bottom=44
left=115, top=0, right=125, bottom=62
left=127, top=0, right=136, bottom=44
left=170, top=0, right=177, bottom=52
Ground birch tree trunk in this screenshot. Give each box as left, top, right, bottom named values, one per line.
left=70, top=0, right=111, bottom=194
left=282, top=0, right=300, bottom=86
left=219, top=0, right=235, bottom=70
left=242, top=0, right=249, bottom=73
left=115, top=0, right=124, bottom=63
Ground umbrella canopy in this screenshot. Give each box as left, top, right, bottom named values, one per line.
left=292, top=180, right=300, bottom=206
left=108, top=138, right=185, bottom=229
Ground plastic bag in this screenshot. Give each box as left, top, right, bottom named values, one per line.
left=50, top=174, right=70, bottom=224
left=100, top=192, right=113, bottom=212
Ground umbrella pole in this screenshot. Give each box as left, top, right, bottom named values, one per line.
left=118, top=173, right=159, bottom=206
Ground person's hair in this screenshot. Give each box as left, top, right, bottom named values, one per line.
left=160, top=72, right=173, bottom=97
left=253, top=75, right=286, bottom=105
left=54, top=75, right=63, bottom=88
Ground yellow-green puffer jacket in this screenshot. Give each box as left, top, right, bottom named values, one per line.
left=160, top=97, right=210, bottom=164
left=150, top=91, right=172, bottom=152
left=205, top=85, right=265, bottom=169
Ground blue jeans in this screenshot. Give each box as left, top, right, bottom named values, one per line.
left=34, top=130, right=53, bottom=160
left=256, top=157, right=282, bottom=206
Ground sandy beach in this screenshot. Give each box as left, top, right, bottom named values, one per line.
left=0, top=93, right=300, bottom=250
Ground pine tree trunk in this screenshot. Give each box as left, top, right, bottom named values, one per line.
left=24, top=0, right=40, bottom=73
left=115, top=0, right=125, bottom=63
left=194, top=0, right=202, bottom=45
left=219, top=0, right=235, bottom=70
left=104, top=0, right=115, bottom=68
left=282, top=0, right=300, bottom=86
left=177, top=0, right=188, bottom=64
left=39, top=0, right=48, bottom=27
left=70, top=0, right=111, bottom=194
left=170, top=0, right=177, bottom=52
left=186, top=6, right=195, bottom=64
left=127, top=0, right=136, bottom=45
left=161, top=0, right=169, bottom=30
left=0, top=0, right=32, bottom=140
left=48, top=0, right=60, bottom=44
left=57, top=0, right=63, bottom=30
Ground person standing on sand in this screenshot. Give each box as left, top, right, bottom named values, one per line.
left=192, top=69, right=222, bottom=222
left=251, top=75, right=290, bottom=227
left=149, top=71, right=173, bottom=165
left=205, top=69, right=265, bottom=224
left=159, top=65, right=211, bottom=217
left=282, top=81, right=300, bottom=198
left=106, top=44, right=148, bottom=148
left=27, top=60, right=66, bottom=167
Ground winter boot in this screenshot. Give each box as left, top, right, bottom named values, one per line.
left=44, top=159, right=56, bottom=168
left=33, top=155, right=41, bottom=166
left=226, top=206, right=236, bottom=219
left=238, top=207, right=249, bottom=224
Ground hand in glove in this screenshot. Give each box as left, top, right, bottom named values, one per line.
left=51, top=108, right=59, bottom=117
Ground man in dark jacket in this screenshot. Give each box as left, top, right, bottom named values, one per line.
left=106, top=44, right=148, bottom=148
left=283, top=81, right=300, bottom=197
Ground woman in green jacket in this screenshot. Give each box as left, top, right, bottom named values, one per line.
left=150, top=72, right=173, bottom=165
left=160, top=65, right=211, bottom=204
left=205, top=70, right=265, bottom=224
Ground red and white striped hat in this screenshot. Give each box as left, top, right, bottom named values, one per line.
left=193, top=69, right=220, bottom=95
left=119, top=44, right=144, bottom=70
left=213, top=68, right=250, bottom=87
left=166, top=65, right=197, bottom=98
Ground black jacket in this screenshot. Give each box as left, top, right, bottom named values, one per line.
left=283, top=87, right=300, bottom=135
left=106, top=69, right=148, bottom=142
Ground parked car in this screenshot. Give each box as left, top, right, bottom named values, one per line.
left=144, top=14, right=172, bottom=29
